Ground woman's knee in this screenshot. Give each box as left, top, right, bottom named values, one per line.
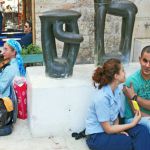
left=138, top=124, right=150, bottom=135
left=86, top=134, right=132, bottom=150
left=139, top=119, right=150, bottom=133
left=118, top=135, right=132, bottom=150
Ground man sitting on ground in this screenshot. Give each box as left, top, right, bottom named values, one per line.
left=123, top=46, right=150, bottom=132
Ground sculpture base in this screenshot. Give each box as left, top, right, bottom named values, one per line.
left=26, top=64, right=95, bottom=137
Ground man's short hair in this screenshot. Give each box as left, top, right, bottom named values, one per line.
left=141, top=46, right=150, bottom=56
left=26, top=20, right=32, bottom=29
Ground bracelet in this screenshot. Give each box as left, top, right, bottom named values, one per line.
left=131, top=95, right=138, bottom=101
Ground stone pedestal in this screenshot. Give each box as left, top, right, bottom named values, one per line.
left=133, top=38, right=150, bottom=62
left=26, top=64, right=95, bottom=137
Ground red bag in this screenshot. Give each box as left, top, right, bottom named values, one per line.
left=13, top=77, right=27, bottom=119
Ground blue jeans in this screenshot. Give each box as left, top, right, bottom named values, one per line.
left=86, top=124, right=150, bottom=150
left=125, top=116, right=150, bottom=133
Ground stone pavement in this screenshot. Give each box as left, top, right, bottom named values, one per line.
left=0, top=119, right=89, bottom=150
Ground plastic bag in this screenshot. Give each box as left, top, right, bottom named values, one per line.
left=13, top=77, right=27, bottom=119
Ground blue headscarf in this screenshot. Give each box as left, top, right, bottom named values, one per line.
left=6, top=39, right=26, bottom=76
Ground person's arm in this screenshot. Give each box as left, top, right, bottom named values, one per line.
left=0, top=64, right=16, bottom=94
left=136, top=96, right=150, bottom=110
left=123, top=84, right=150, bottom=110
left=123, top=83, right=139, bottom=112
left=101, top=111, right=141, bottom=134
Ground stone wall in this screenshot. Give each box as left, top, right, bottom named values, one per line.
left=34, top=0, right=150, bottom=64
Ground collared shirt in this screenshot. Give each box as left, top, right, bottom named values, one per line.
left=85, top=85, right=123, bottom=135
left=0, top=58, right=20, bottom=97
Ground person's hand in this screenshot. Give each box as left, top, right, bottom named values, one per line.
left=123, top=83, right=136, bottom=99
left=131, top=110, right=141, bottom=126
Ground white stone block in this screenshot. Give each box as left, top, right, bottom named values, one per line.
left=132, top=38, right=150, bottom=62
left=27, top=64, right=95, bottom=137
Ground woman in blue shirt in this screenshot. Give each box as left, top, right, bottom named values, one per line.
left=86, top=58, right=150, bottom=150
left=0, top=39, right=25, bottom=97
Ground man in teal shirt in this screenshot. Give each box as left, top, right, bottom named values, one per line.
left=123, top=46, right=150, bottom=132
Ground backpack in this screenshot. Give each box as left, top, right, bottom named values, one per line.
left=0, top=97, right=14, bottom=136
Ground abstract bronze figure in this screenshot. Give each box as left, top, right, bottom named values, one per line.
left=40, top=9, right=83, bottom=78
left=94, top=0, right=138, bottom=64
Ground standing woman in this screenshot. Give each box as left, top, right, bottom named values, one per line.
left=0, top=39, right=25, bottom=98
left=0, top=0, right=4, bottom=33
left=86, top=58, right=150, bottom=150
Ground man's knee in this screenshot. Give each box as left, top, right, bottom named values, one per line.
left=140, top=121, right=150, bottom=133
left=130, top=124, right=149, bottom=136
left=122, top=135, right=132, bottom=148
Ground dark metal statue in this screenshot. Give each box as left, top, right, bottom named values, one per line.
left=94, top=0, right=138, bottom=64
left=40, top=9, right=83, bottom=78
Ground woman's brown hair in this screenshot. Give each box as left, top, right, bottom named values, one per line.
left=92, top=58, right=121, bottom=89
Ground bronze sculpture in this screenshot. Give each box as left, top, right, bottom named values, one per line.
left=94, top=0, right=138, bottom=64
left=40, top=9, right=83, bottom=78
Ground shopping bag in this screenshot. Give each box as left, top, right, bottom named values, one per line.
left=13, top=77, right=27, bottom=119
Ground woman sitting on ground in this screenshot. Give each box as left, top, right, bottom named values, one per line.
left=0, top=39, right=25, bottom=98
left=85, top=58, right=150, bottom=150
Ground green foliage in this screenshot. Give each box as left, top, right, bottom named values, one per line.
left=21, top=44, right=42, bottom=55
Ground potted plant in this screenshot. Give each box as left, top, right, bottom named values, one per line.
left=21, top=44, right=43, bottom=64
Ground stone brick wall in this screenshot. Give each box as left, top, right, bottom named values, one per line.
left=34, top=0, right=150, bottom=64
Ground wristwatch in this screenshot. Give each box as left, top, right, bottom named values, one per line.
left=131, top=95, right=138, bottom=101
